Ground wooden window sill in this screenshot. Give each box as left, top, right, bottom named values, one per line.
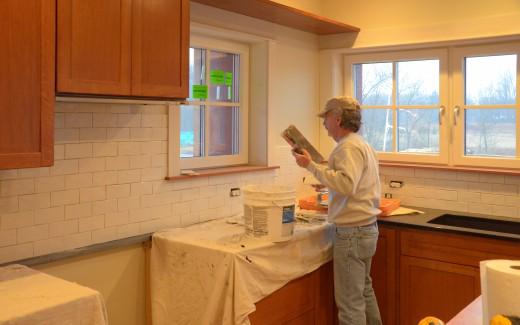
left=165, top=165, right=280, bottom=181
left=380, top=162, right=520, bottom=176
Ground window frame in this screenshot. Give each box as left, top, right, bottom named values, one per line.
left=451, top=42, right=520, bottom=169
left=169, top=34, right=249, bottom=174
left=344, top=48, right=450, bottom=165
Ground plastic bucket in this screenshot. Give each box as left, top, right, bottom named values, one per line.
left=242, top=184, right=296, bottom=242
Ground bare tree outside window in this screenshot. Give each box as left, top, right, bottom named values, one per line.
left=465, top=55, right=516, bottom=157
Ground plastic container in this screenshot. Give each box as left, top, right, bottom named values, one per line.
left=242, top=184, right=296, bottom=242
left=379, top=198, right=401, bottom=216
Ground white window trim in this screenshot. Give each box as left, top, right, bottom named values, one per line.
left=451, top=41, right=520, bottom=169
left=344, top=48, right=450, bottom=165
left=168, top=23, right=274, bottom=177
left=180, top=36, right=249, bottom=170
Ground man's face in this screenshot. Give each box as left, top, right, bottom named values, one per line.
left=323, top=112, right=339, bottom=138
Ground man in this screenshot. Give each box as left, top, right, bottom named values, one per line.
left=292, top=96, right=382, bottom=325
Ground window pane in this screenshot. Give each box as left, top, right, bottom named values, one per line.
left=397, top=60, right=439, bottom=105
left=398, top=109, right=439, bottom=153
left=465, top=55, right=516, bottom=105
left=189, top=48, right=206, bottom=100
left=465, top=109, right=516, bottom=157
left=209, top=50, right=239, bottom=102
left=180, top=105, right=203, bottom=158
left=208, top=106, right=238, bottom=156
left=360, top=109, right=393, bottom=152
left=353, top=63, right=392, bottom=106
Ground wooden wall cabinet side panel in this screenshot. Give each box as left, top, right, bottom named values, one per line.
left=131, top=0, right=189, bottom=98
left=371, top=225, right=398, bottom=325
left=399, top=256, right=480, bottom=325
left=57, top=0, right=132, bottom=96
left=0, top=0, right=54, bottom=169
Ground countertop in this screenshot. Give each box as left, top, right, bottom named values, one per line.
left=377, top=206, right=520, bottom=241
left=446, top=296, right=482, bottom=325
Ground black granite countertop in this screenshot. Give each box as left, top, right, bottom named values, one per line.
left=377, top=206, right=520, bottom=241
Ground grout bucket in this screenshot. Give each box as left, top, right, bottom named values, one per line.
left=242, top=184, right=296, bottom=242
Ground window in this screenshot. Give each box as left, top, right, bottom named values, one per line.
left=170, top=35, right=249, bottom=173
left=452, top=43, right=519, bottom=169
left=345, top=49, right=449, bottom=164
left=344, top=42, right=520, bottom=169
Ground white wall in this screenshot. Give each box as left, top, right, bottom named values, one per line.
left=319, top=0, right=520, bottom=48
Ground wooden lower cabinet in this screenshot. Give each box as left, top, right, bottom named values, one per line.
left=371, top=225, right=398, bottom=325
left=398, top=227, right=520, bottom=325
left=399, top=255, right=480, bottom=325
left=249, top=262, right=335, bottom=325
left=247, top=224, right=520, bottom=325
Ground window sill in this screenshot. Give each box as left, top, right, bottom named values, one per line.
left=165, top=165, right=280, bottom=181
left=380, top=162, right=520, bottom=176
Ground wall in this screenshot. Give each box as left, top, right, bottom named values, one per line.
left=319, top=0, right=520, bottom=48
left=35, top=244, right=147, bottom=325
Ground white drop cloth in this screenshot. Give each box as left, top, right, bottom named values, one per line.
left=0, top=264, right=108, bottom=325
left=150, top=218, right=333, bottom=325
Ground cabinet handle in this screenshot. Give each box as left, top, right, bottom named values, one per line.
left=453, top=105, right=460, bottom=126
left=439, top=106, right=445, bottom=125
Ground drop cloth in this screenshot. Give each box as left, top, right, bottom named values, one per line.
left=0, top=264, right=108, bottom=325
left=150, top=218, right=333, bottom=325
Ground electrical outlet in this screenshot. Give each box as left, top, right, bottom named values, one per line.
left=389, top=180, right=403, bottom=188
left=384, top=193, right=393, bottom=199
left=230, top=188, right=241, bottom=197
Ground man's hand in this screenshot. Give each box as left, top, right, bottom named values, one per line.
left=292, top=148, right=312, bottom=168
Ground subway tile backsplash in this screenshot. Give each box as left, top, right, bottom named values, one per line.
left=0, top=102, right=306, bottom=264
left=1, top=101, right=519, bottom=263
left=381, top=166, right=520, bottom=219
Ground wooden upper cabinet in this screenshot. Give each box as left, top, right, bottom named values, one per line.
left=132, top=0, right=189, bottom=98
left=57, top=0, right=132, bottom=96
left=57, top=0, right=189, bottom=99
left=0, top=0, right=55, bottom=169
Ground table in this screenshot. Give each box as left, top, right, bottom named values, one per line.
left=0, top=264, right=108, bottom=325
left=447, top=296, right=482, bottom=325
left=150, top=218, right=333, bottom=325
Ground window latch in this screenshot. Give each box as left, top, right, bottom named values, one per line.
left=453, top=105, right=460, bottom=126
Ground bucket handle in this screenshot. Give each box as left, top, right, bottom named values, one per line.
left=271, top=200, right=294, bottom=208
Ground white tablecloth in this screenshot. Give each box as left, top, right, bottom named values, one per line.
left=150, top=219, right=333, bottom=325
left=0, top=264, right=108, bottom=325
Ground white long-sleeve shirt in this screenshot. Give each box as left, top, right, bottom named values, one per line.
left=306, top=132, right=381, bottom=227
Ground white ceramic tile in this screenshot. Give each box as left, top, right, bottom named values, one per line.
left=0, top=229, right=17, bottom=247
left=65, top=202, right=92, bottom=219
left=17, top=224, right=49, bottom=243
left=93, top=143, right=118, bottom=157
left=19, top=193, right=51, bottom=211
left=1, top=179, right=35, bottom=196
left=80, top=186, right=106, bottom=203
left=78, top=158, right=106, bottom=173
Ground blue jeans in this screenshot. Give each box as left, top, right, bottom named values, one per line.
left=334, top=223, right=382, bottom=325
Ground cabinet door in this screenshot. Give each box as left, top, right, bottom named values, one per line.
left=57, top=0, right=132, bottom=95
left=400, top=256, right=480, bottom=325
left=0, top=0, right=54, bottom=169
left=371, top=226, right=398, bottom=325
left=131, top=0, right=189, bottom=98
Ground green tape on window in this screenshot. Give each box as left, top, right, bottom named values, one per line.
left=225, top=72, right=233, bottom=86
left=210, top=70, right=224, bottom=85
left=192, top=85, right=208, bottom=99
